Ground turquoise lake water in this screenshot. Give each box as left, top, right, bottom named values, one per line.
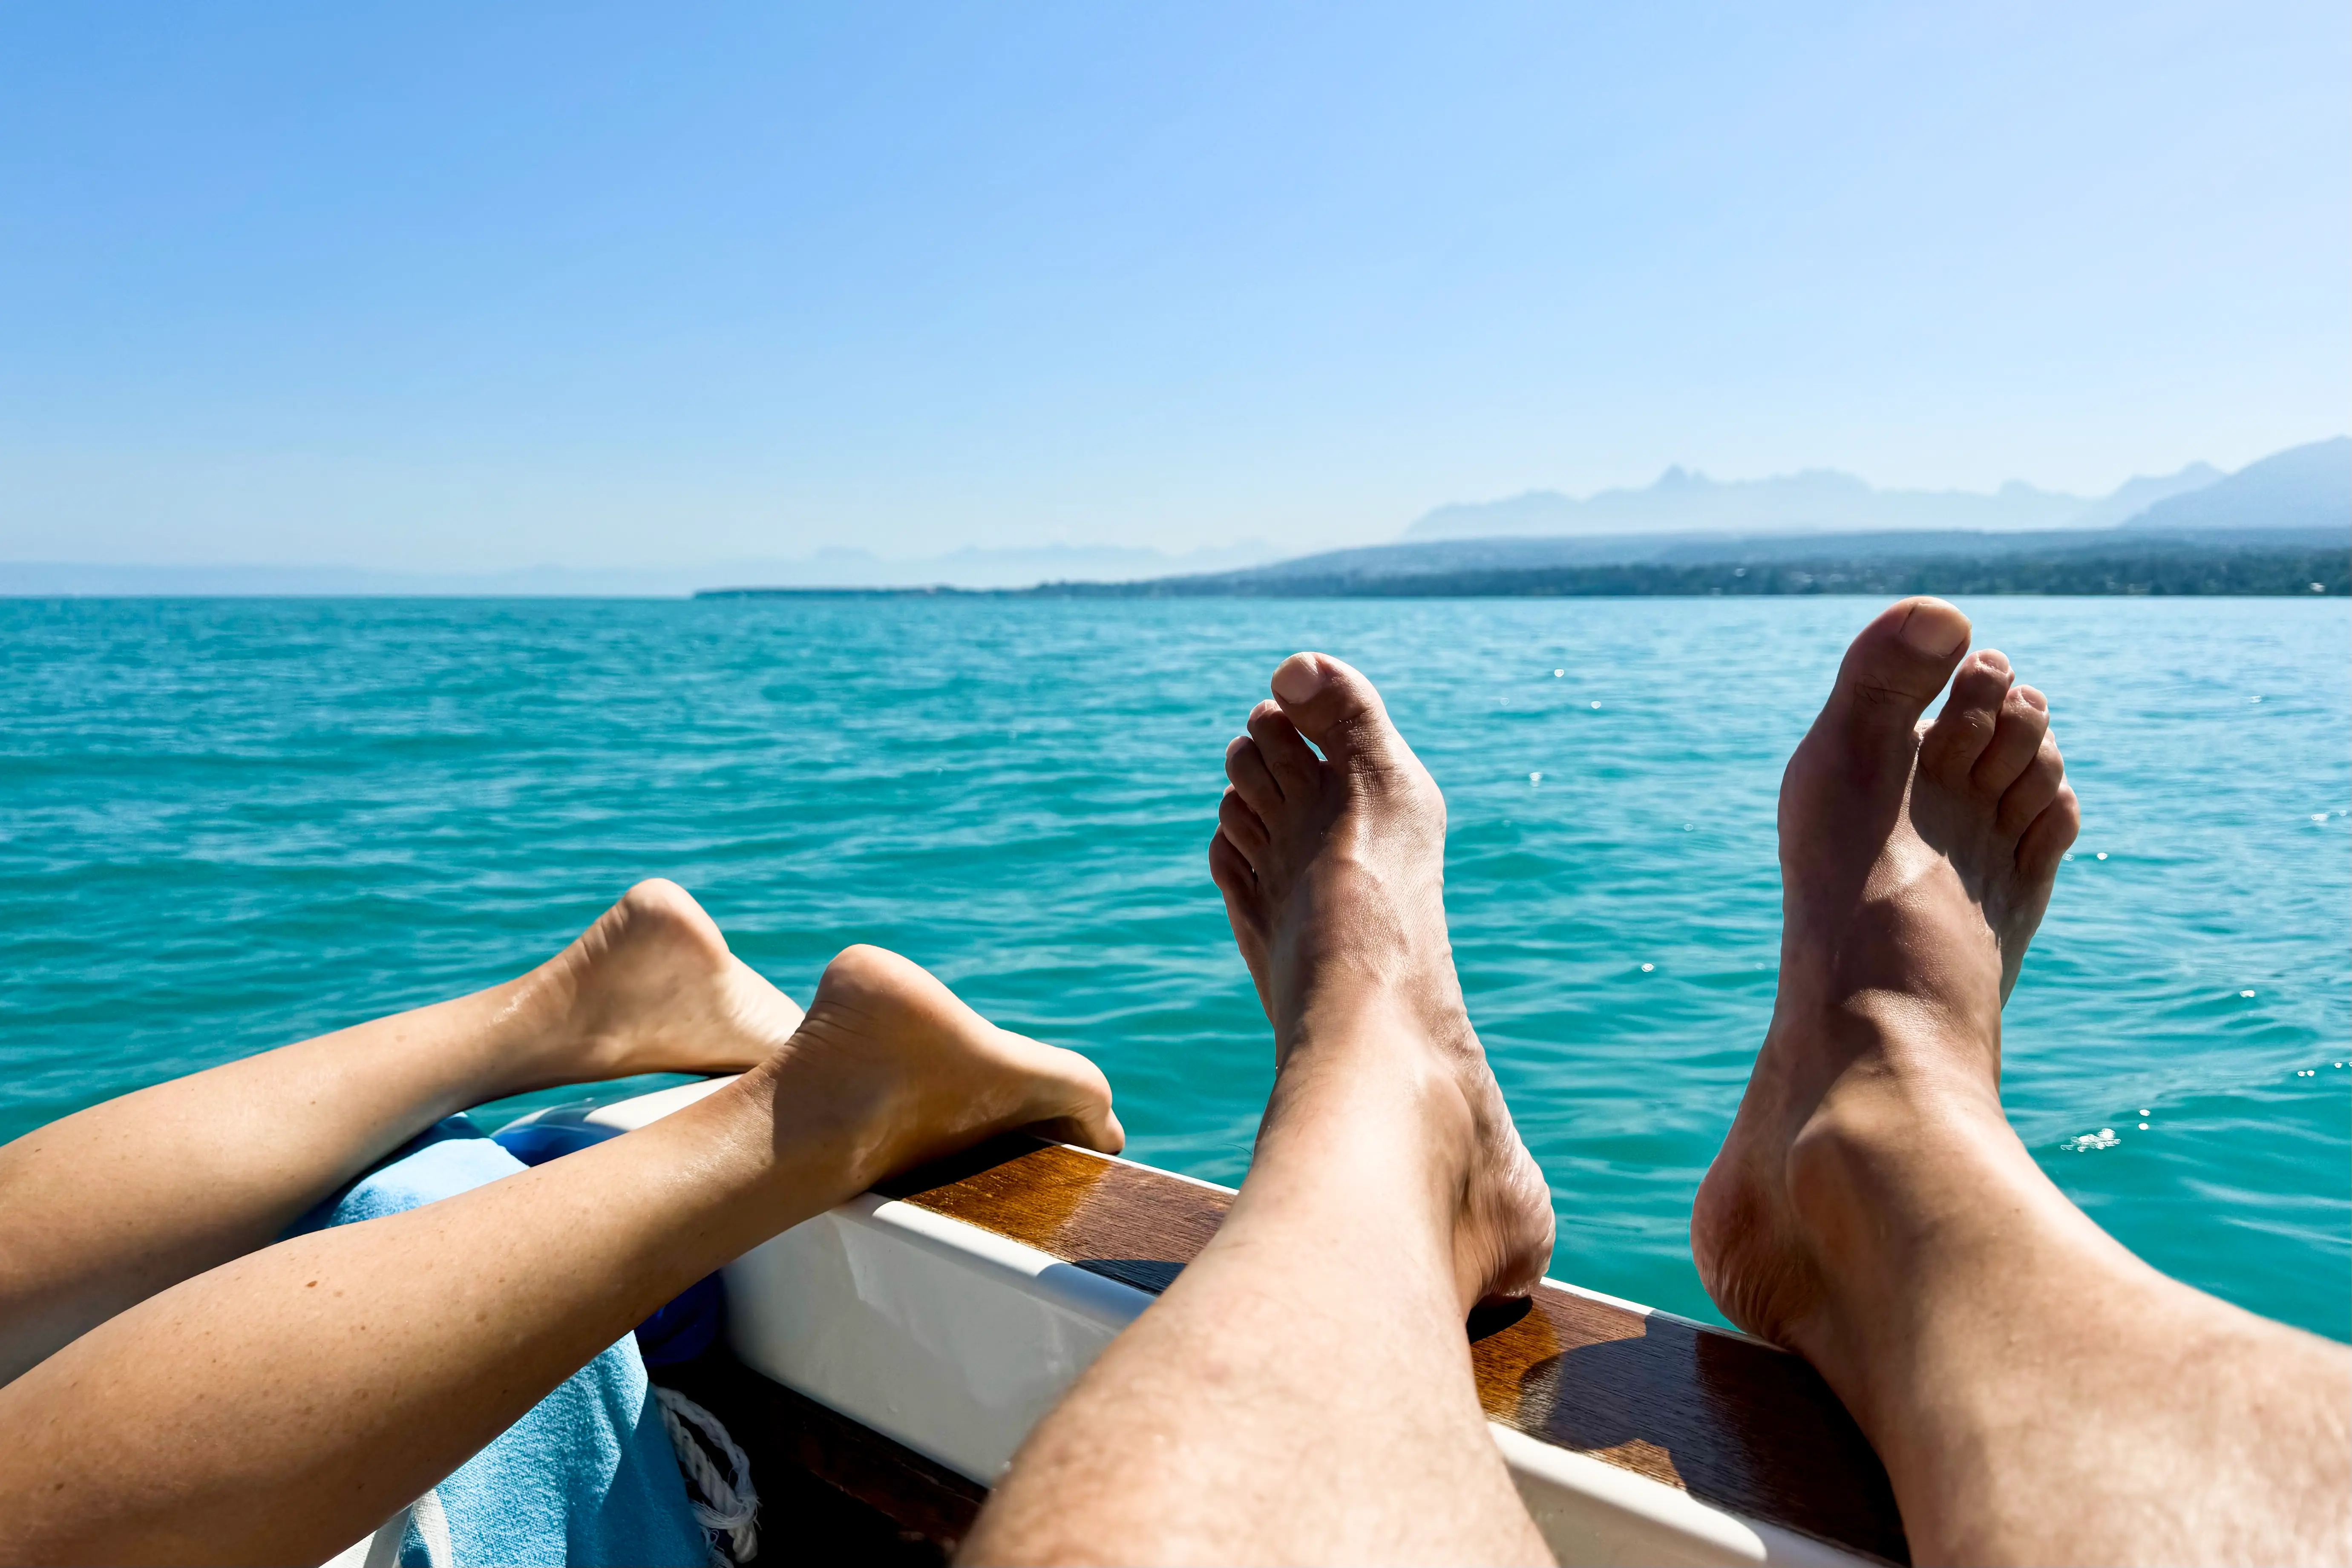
left=3, top=596, right=2345, bottom=1339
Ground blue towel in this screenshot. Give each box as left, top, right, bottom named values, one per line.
left=290, top=1119, right=714, bottom=1568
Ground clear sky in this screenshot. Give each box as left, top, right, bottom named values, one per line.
left=2, top=1, right=2345, bottom=570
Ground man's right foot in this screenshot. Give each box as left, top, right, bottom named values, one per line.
left=1691, top=597, right=2079, bottom=1352
left=1210, top=653, right=1555, bottom=1306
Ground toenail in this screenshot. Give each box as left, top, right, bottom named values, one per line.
left=1899, top=603, right=1969, bottom=655
left=1271, top=656, right=1325, bottom=705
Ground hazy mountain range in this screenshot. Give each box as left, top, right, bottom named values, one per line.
left=1042, top=437, right=2348, bottom=595
left=2119, top=438, right=2350, bottom=533
left=4, top=440, right=2339, bottom=596
left=1402, top=450, right=2315, bottom=541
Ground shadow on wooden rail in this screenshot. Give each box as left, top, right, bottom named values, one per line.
left=674, top=1132, right=1909, bottom=1565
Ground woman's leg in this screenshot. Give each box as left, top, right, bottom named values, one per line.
left=0, top=943, right=1122, bottom=1567
left=965, top=657, right=1557, bottom=1565
left=0, top=879, right=799, bottom=1384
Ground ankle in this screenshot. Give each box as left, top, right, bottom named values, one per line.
left=1277, top=978, right=1474, bottom=1068
left=386, top=972, right=577, bottom=1110
left=1264, top=1026, right=1475, bottom=1181
left=1789, top=1061, right=2003, bottom=1226
left=705, top=1050, right=901, bottom=1203
left=1776, top=1063, right=2034, bottom=1357
left=483, top=963, right=604, bottom=1087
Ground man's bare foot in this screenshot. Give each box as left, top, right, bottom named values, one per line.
left=767, top=944, right=1124, bottom=1179
left=1209, top=653, right=1553, bottom=1305
left=1691, top=597, right=2079, bottom=1352
left=1687, top=615, right=2352, bottom=1565
left=519, top=878, right=808, bottom=1084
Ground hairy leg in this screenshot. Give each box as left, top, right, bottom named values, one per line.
left=965, top=655, right=1555, bottom=1566
left=1693, top=598, right=2350, bottom=1566
left=0, top=944, right=1121, bottom=1566
left=0, top=878, right=797, bottom=1384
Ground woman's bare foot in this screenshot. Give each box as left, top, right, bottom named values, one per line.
left=517, top=878, right=809, bottom=1085
left=522, top=882, right=1123, bottom=1173
left=1692, top=597, right=2079, bottom=1352
left=1210, top=653, right=1553, bottom=1305
left=772, top=943, right=1124, bottom=1179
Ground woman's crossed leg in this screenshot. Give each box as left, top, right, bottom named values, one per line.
left=0, top=879, right=1120, bottom=1565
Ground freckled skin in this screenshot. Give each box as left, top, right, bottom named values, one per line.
left=1692, top=597, right=2351, bottom=1567
left=0, top=883, right=1120, bottom=1565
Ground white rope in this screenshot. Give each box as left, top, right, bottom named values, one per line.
left=355, top=1487, right=452, bottom=1568
left=656, top=1386, right=760, bottom=1563
left=357, top=1508, right=406, bottom=1568
left=411, top=1488, right=454, bottom=1568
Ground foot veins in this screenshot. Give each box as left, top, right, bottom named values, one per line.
left=1693, top=598, right=2081, bottom=1350
left=1212, top=653, right=1555, bottom=1305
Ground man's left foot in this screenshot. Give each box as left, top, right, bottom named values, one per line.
left=1691, top=600, right=2079, bottom=1353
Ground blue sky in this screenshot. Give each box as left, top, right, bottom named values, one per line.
left=2, top=1, right=2344, bottom=570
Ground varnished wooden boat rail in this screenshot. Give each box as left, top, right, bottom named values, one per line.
left=584, top=1079, right=1904, bottom=1565
left=805, top=1133, right=1905, bottom=1565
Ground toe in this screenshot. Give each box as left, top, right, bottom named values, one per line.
left=1827, top=597, right=1974, bottom=754
left=1208, top=829, right=1269, bottom=952
left=1971, top=684, right=2050, bottom=798
left=1996, top=734, right=2066, bottom=837
left=2017, top=783, right=2081, bottom=884
left=1269, top=652, right=1405, bottom=772
left=1919, top=650, right=2013, bottom=783
left=1209, top=825, right=1257, bottom=895
left=1217, top=786, right=1270, bottom=864
left=1224, top=734, right=1284, bottom=815
left=1245, top=700, right=1323, bottom=800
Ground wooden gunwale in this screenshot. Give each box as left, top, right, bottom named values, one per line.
left=868, top=1132, right=1911, bottom=1566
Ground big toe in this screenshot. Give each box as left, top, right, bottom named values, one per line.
left=1825, top=597, right=1974, bottom=757
left=1268, top=652, right=1407, bottom=774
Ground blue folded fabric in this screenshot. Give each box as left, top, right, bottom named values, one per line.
left=289, top=1118, right=712, bottom=1568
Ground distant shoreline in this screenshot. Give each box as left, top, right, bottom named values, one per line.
left=694, top=540, right=2349, bottom=600
left=6, top=532, right=2343, bottom=603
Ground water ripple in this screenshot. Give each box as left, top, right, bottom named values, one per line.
left=1, top=596, right=2343, bottom=1336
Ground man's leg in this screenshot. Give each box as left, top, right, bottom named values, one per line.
left=1693, top=598, right=2350, bottom=1566
left=0, top=878, right=803, bottom=1383
left=965, top=656, right=1557, bottom=1565
left=0, top=942, right=1121, bottom=1565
